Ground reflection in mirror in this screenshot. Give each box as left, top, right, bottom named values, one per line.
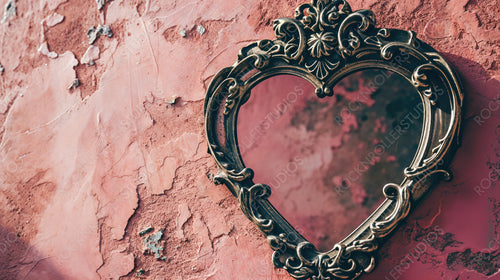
left=237, top=70, right=423, bottom=252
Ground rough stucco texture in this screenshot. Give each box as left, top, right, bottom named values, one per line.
left=0, top=0, right=498, bottom=279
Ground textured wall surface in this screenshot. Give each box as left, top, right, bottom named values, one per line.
left=0, top=0, right=498, bottom=279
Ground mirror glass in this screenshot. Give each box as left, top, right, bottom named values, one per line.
left=237, top=70, right=422, bottom=252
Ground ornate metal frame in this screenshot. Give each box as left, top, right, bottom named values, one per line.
left=203, top=0, right=463, bottom=279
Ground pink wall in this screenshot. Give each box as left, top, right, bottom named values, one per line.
left=0, top=0, right=498, bottom=279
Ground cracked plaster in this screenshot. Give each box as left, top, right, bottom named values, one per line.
left=0, top=0, right=498, bottom=279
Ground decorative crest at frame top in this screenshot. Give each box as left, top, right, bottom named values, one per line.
left=269, top=0, right=385, bottom=83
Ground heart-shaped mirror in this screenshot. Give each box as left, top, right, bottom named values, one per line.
left=237, top=70, right=423, bottom=253
left=204, top=0, right=463, bottom=279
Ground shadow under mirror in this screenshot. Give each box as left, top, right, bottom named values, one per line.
left=237, top=70, right=423, bottom=252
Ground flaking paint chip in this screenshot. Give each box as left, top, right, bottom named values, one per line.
left=44, top=13, right=64, bottom=27
left=167, top=95, right=178, bottom=105
left=1, top=0, right=16, bottom=24
left=96, top=0, right=105, bottom=10
left=38, top=42, right=58, bottom=59
left=68, top=79, right=81, bottom=90
left=139, top=226, right=153, bottom=237
left=197, top=25, right=206, bottom=35
left=142, top=230, right=166, bottom=260
left=88, top=25, right=113, bottom=44
left=81, top=45, right=100, bottom=65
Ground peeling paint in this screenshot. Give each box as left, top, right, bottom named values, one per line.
left=197, top=25, right=206, bottom=35
left=38, top=42, right=58, bottom=59
left=96, top=0, right=106, bottom=10
left=138, top=226, right=152, bottom=237
left=1, top=0, right=16, bottom=24
left=166, top=95, right=178, bottom=105
left=67, top=78, right=81, bottom=90
left=142, top=230, right=166, bottom=260
left=0, top=0, right=498, bottom=279
left=87, top=24, right=113, bottom=44
left=81, top=45, right=100, bottom=65
left=44, top=13, right=64, bottom=28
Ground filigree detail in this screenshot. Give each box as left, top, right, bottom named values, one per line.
left=371, top=183, right=411, bottom=237
left=261, top=181, right=413, bottom=279
left=306, top=58, right=340, bottom=80
left=223, top=78, right=241, bottom=115
left=271, top=0, right=363, bottom=81
left=267, top=0, right=393, bottom=81
left=296, top=0, right=352, bottom=32
left=238, top=184, right=274, bottom=233
left=337, top=10, right=376, bottom=57
left=308, top=32, right=336, bottom=58
left=273, top=18, right=307, bottom=61
left=411, top=63, right=444, bottom=106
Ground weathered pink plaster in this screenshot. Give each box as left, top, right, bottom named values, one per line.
left=0, top=0, right=498, bottom=279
